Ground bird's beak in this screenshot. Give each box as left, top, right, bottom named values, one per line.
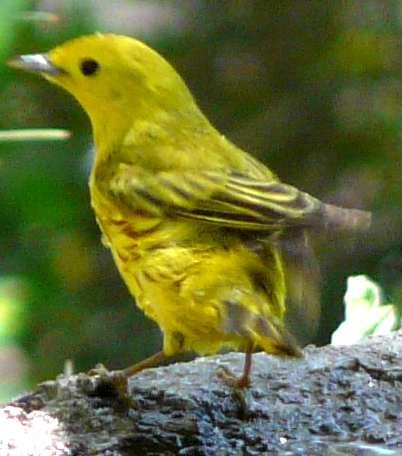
left=7, top=53, right=65, bottom=76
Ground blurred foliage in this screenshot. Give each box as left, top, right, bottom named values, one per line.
left=332, top=275, right=400, bottom=346
left=0, top=0, right=400, bottom=400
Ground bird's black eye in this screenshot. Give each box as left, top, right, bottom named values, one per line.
left=80, top=59, right=99, bottom=76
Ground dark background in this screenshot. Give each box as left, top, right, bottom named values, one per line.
left=0, top=0, right=400, bottom=400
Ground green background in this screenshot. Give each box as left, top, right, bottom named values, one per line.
left=0, top=0, right=400, bottom=401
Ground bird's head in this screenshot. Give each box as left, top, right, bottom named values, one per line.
left=8, top=34, right=200, bottom=150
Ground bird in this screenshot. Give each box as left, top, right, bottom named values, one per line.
left=8, top=34, right=371, bottom=387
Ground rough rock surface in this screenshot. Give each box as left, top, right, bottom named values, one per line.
left=1, top=331, right=402, bottom=455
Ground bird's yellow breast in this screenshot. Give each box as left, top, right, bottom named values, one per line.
left=90, top=173, right=159, bottom=291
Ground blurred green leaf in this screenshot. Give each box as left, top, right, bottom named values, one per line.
left=0, top=0, right=27, bottom=60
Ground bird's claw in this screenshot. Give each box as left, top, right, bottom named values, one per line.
left=87, top=363, right=110, bottom=377
left=216, top=365, right=250, bottom=389
left=87, top=363, right=130, bottom=402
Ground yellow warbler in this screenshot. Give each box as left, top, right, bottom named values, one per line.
left=9, top=34, right=370, bottom=387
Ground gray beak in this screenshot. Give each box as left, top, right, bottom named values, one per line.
left=7, top=53, right=65, bottom=76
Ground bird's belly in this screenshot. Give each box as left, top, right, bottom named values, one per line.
left=109, top=236, right=235, bottom=353
left=130, top=262, right=239, bottom=355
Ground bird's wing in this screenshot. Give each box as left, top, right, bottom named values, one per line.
left=109, top=164, right=334, bottom=232
left=110, top=165, right=370, bottom=232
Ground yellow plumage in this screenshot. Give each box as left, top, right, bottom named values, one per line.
left=9, top=34, right=370, bottom=386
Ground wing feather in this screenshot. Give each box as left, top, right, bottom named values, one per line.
left=109, top=165, right=370, bottom=233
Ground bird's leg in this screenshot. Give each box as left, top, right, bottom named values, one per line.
left=89, top=350, right=184, bottom=378
left=121, top=350, right=168, bottom=377
left=88, top=351, right=172, bottom=382
left=237, top=348, right=253, bottom=388
left=217, top=345, right=254, bottom=389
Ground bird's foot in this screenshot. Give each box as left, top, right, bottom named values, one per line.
left=216, top=365, right=252, bottom=418
left=87, top=362, right=112, bottom=377
left=86, top=351, right=168, bottom=403
left=87, top=363, right=129, bottom=402
left=216, top=365, right=250, bottom=389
